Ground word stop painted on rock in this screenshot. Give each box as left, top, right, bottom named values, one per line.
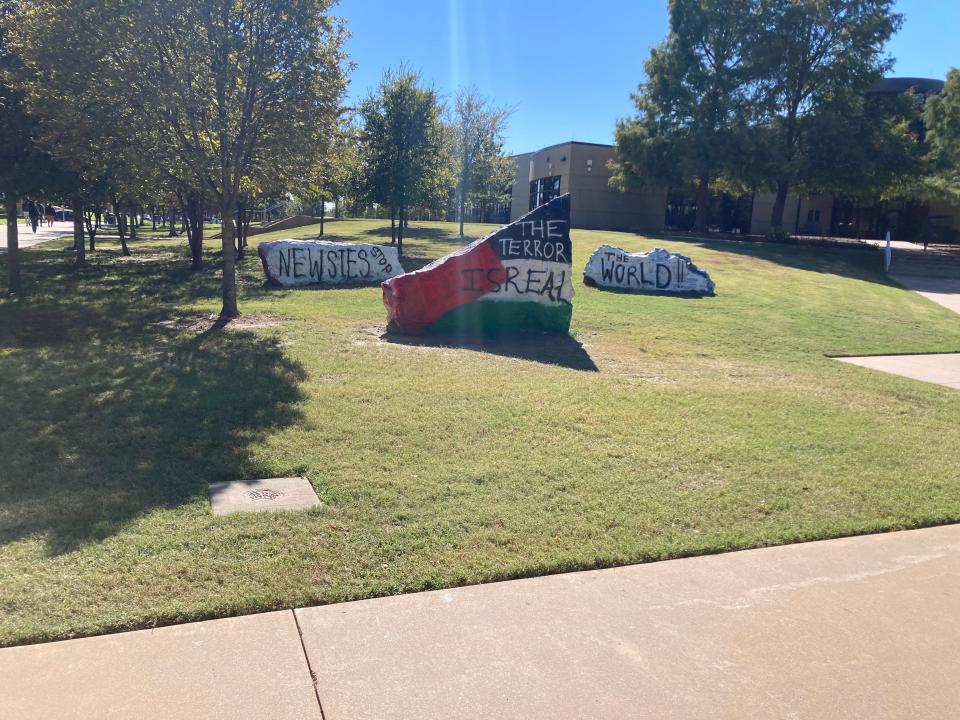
left=382, top=194, right=574, bottom=335
left=259, top=239, right=402, bottom=287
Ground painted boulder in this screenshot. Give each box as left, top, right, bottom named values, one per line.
left=583, top=245, right=715, bottom=295
left=258, top=239, right=402, bottom=287
left=382, top=194, right=574, bottom=335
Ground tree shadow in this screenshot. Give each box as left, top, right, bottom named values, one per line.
left=381, top=329, right=599, bottom=372
left=654, top=234, right=894, bottom=286
left=358, top=224, right=472, bottom=246
left=0, top=249, right=307, bottom=556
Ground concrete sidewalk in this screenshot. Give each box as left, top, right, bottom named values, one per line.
left=3, top=525, right=959, bottom=719
left=0, top=220, right=75, bottom=251
left=890, top=274, right=960, bottom=314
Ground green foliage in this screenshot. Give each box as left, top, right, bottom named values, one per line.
left=752, top=0, right=903, bottom=227
left=611, top=0, right=757, bottom=231
left=614, top=0, right=909, bottom=232
left=924, top=68, right=960, bottom=201
left=11, top=0, right=348, bottom=315
left=450, top=89, right=511, bottom=235
left=359, top=67, right=450, bottom=242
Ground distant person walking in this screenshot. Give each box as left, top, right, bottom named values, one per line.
left=46, top=205, right=56, bottom=226
left=38, top=202, right=46, bottom=227
left=27, top=200, right=39, bottom=233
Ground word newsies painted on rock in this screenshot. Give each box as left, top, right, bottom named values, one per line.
left=584, top=245, right=715, bottom=295
left=382, top=194, right=574, bottom=335
left=258, top=239, right=402, bottom=287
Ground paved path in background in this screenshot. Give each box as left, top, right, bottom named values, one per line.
left=3, top=525, right=960, bottom=719
left=890, top=274, right=960, bottom=314
left=838, top=353, right=960, bottom=390
left=0, top=220, right=75, bottom=251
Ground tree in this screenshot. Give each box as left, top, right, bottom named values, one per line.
left=13, top=0, right=347, bottom=318
left=0, top=0, right=74, bottom=292
left=752, top=0, right=902, bottom=229
left=450, top=89, right=510, bottom=237
left=359, top=68, right=448, bottom=256
left=924, top=68, right=960, bottom=201
left=611, top=0, right=756, bottom=234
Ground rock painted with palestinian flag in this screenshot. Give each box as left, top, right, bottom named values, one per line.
left=382, top=194, right=574, bottom=335
left=584, top=245, right=715, bottom=295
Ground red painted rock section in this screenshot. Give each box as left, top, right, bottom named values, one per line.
left=382, top=195, right=574, bottom=335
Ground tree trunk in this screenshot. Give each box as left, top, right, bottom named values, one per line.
left=397, top=205, right=405, bottom=257
left=5, top=195, right=21, bottom=294
left=112, top=202, right=130, bottom=256
left=694, top=173, right=709, bottom=235
left=129, top=214, right=137, bottom=241
left=84, top=214, right=98, bottom=253
left=219, top=201, right=239, bottom=318
left=458, top=191, right=465, bottom=239
left=73, top=202, right=86, bottom=267
left=151, top=207, right=157, bottom=232
left=168, top=205, right=177, bottom=237
left=187, top=191, right=203, bottom=271
left=319, top=197, right=325, bottom=236
left=769, top=179, right=790, bottom=231
left=390, top=207, right=396, bottom=243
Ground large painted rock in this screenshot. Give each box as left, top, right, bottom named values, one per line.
left=383, top=194, right=574, bottom=335
left=258, top=239, right=402, bottom=287
left=583, top=245, right=715, bottom=295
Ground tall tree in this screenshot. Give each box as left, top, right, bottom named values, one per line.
left=450, top=89, right=510, bottom=237
left=924, top=68, right=960, bottom=202
left=359, top=68, right=448, bottom=256
left=13, top=0, right=347, bottom=318
left=0, top=0, right=70, bottom=292
left=753, top=0, right=902, bottom=230
left=611, top=0, right=756, bottom=234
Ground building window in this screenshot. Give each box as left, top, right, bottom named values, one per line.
left=529, top=175, right=561, bottom=210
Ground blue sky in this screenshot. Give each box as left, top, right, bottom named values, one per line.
left=338, top=0, right=960, bottom=155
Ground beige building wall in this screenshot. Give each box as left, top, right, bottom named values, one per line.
left=510, top=142, right=665, bottom=232
left=749, top=192, right=801, bottom=236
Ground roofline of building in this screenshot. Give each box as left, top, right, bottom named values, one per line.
left=513, top=140, right=614, bottom=158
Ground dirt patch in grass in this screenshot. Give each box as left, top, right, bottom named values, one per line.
left=355, top=323, right=600, bottom=371
left=153, top=312, right=288, bottom=333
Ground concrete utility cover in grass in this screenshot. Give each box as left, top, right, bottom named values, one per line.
left=837, top=353, right=960, bottom=390
left=208, top=477, right=321, bottom=515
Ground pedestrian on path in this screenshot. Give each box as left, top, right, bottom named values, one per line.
left=27, top=200, right=39, bottom=233
left=46, top=205, right=56, bottom=226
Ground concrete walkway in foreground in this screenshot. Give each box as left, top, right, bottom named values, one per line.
left=2, top=524, right=959, bottom=719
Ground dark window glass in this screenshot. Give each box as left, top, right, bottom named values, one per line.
left=529, top=175, right=562, bottom=210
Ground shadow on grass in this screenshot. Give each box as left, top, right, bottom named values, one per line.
left=359, top=224, right=471, bottom=245
left=652, top=234, right=894, bottom=286
left=0, top=247, right=307, bottom=555
left=381, top=329, right=599, bottom=372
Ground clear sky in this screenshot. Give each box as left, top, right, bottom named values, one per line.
left=338, top=0, right=960, bottom=155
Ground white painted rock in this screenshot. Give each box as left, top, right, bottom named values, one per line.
left=584, top=245, right=715, bottom=295
left=258, top=239, right=402, bottom=287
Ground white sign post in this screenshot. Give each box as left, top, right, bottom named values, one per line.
left=884, top=230, right=892, bottom=273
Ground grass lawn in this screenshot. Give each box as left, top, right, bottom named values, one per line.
left=2, top=218, right=960, bottom=646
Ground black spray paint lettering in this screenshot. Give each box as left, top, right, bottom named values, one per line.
left=276, top=247, right=380, bottom=281
left=461, top=266, right=568, bottom=302
left=497, top=237, right=568, bottom=262
left=599, top=254, right=688, bottom=289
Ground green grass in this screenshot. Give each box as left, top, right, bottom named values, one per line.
left=2, top=218, right=960, bottom=646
